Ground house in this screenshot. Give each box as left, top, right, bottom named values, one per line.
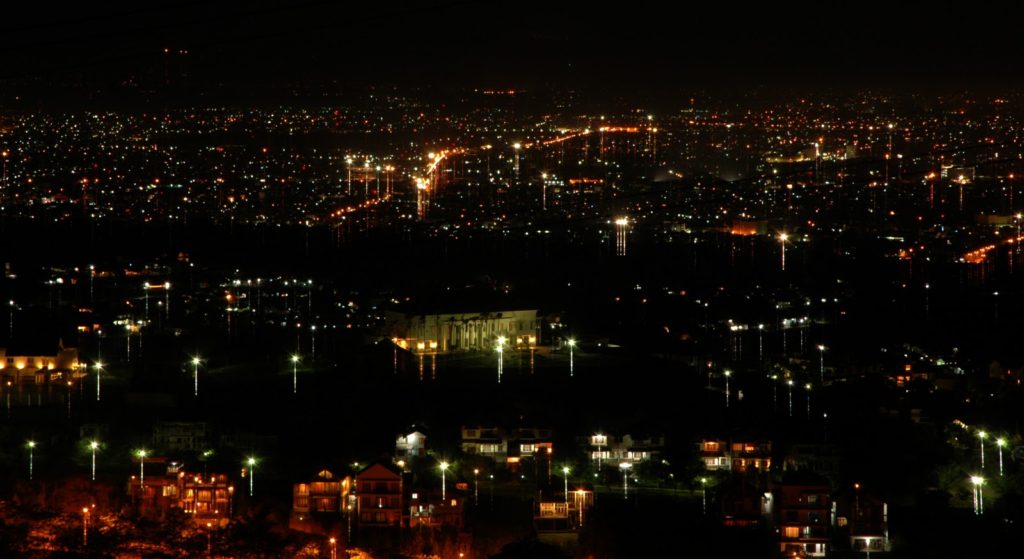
left=291, top=469, right=353, bottom=535
left=589, top=433, right=664, bottom=466
left=395, top=430, right=427, bottom=460
left=408, top=491, right=465, bottom=529
left=461, top=426, right=554, bottom=471
left=0, top=341, right=81, bottom=385
left=718, top=478, right=771, bottom=528
left=126, top=457, right=234, bottom=526
left=355, top=463, right=403, bottom=527
left=832, top=485, right=889, bottom=555
left=774, top=471, right=831, bottom=558
left=153, top=422, right=209, bottom=453
left=534, top=482, right=594, bottom=548
left=699, top=438, right=772, bottom=473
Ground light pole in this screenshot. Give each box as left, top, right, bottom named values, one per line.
left=700, top=477, right=707, bottom=515
left=206, top=522, right=213, bottom=557
left=83, top=507, right=90, bottom=547
left=27, top=440, right=36, bottom=480
left=136, top=449, right=148, bottom=492
left=496, top=336, right=506, bottom=383
left=440, top=461, right=449, bottom=501
left=329, top=537, right=337, bottom=559
left=192, top=356, right=201, bottom=397
left=978, top=431, right=987, bottom=470
left=805, top=383, right=812, bottom=419
left=247, top=457, right=257, bottom=496
left=562, top=466, right=570, bottom=503
left=8, top=299, right=14, bottom=339
left=567, top=338, right=576, bottom=377
left=474, top=468, right=479, bottom=505
left=787, top=379, right=794, bottom=417
left=971, top=475, right=984, bottom=515
left=94, top=362, right=104, bottom=401
left=620, top=462, right=631, bottom=499
left=90, top=441, right=100, bottom=480
left=779, top=233, right=789, bottom=271
left=291, top=354, right=300, bottom=394
left=817, top=345, right=826, bottom=382
left=997, top=438, right=1006, bottom=476
left=724, top=370, right=732, bottom=408
left=770, top=374, right=779, bottom=411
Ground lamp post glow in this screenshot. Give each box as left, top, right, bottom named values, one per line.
left=440, top=461, right=449, bottom=501
left=771, top=374, right=779, bottom=411
left=700, top=477, right=707, bottom=515
left=27, top=440, right=36, bottom=480
left=620, top=462, right=631, bottom=499
left=247, top=457, right=257, bottom=496
left=997, top=438, right=1006, bottom=476
left=291, top=354, right=300, bottom=394
left=496, top=336, right=506, bottom=383
left=805, top=383, right=812, bottom=418
left=329, top=537, right=337, bottom=559
left=779, top=233, right=789, bottom=271
left=136, top=449, right=148, bottom=490
left=473, top=468, right=479, bottom=505
left=817, top=345, right=826, bottom=382
left=90, top=441, right=100, bottom=481
left=971, top=475, right=984, bottom=515
left=787, top=379, right=794, bottom=417
left=978, top=431, right=987, bottom=470
left=567, top=338, right=576, bottom=377
left=94, top=362, right=103, bottom=401
left=724, top=370, right=732, bottom=408
left=562, top=466, right=571, bottom=503
left=191, top=356, right=201, bottom=397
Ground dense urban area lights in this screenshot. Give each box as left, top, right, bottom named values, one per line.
left=89, top=441, right=100, bottom=481
left=440, top=461, right=449, bottom=501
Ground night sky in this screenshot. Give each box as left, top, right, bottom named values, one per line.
left=2, top=1, right=1022, bottom=93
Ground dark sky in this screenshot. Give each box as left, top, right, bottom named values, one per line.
left=2, top=1, right=1022, bottom=92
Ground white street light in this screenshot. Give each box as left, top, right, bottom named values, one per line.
left=440, top=461, right=450, bottom=501
left=700, top=477, right=707, bottom=515
left=567, top=338, right=576, bottom=377
left=978, top=431, right=987, bottom=470
left=971, top=475, right=985, bottom=515
left=997, top=438, right=1006, bottom=476
left=724, top=370, right=732, bottom=407
left=562, top=466, right=571, bottom=503
left=779, top=233, right=789, bottom=271
left=620, top=462, right=632, bottom=499
left=89, top=441, right=100, bottom=481
left=291, top=354, right=300, bottom=394
left=191, top=356, right=202, bottom=397
left=27, top=440, right=36, bottom=480
left=247, top=457, right=257, bottom=496
left=136, top=449, right=148, bottom=491
left=94, top=362, right=104, bottom=401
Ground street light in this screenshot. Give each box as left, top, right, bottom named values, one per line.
left=329, top=537, right=337, bottom=559
left=787, top=379, right=795, bottom=417
left=978, top=431, right=987, bottom=470
left=89, top=441, right=100, bottom=481
left=817, top=345, right=826, bottom=382
left=27, top=440, right=36, bottom=480
left=619, top=462, right=631, bottom=499
left=440, top=461, right=450, bottom=501
left=94, top=361, right=104, bottom=401
left=473, top=468, right=480, bottom=505
left=970, top=475, right=985, bottom=515
left=997, top=438, right=1006, bottom=476
left=562, top=466, right=571, bottom=503
left=136, top=449, right=148, bottom=491
left=247, top=457, right=257, bottom=496
left=496, top=337, right=506, bottom=383
left=83, top=507, right=90, bottom=547
left=700, top=477, right=707, bottom=515
left=778, top=233, right=789, bottom=271
left=191, top=356, right=202, bottom=397
left=207, top=522, right=213, bottom=557
left=567, top=338, right=576, bottom=377
left=805, top=383, right=812, bottom=418
left=291, top=354, right=300, bottom=394
left=724, top=370, right=732, bottom=408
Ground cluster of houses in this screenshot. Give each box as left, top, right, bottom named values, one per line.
left=115, top=421, right=888, bottom=557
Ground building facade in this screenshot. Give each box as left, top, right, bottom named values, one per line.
left=386, top=309, right=539, bottom=353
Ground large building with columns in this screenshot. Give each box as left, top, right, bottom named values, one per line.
left=384, top=309, right=539, bottom=353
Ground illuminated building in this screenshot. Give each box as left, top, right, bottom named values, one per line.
left=461, top=426, right=553, bottom=471
left=0, top=340, right=81, bottom=385
left=355, top=463, right=403, bottom=527
left=126, top=457, right=234, bottom=526
left=291, top=469, right=353, bottom=536
left=699, top=438, right=772, bottom=473
left=589, top=433, right=664, bottom=465
left=774, top=471, right=831, bottom=558
left=385, top=309, right=539, bottom=353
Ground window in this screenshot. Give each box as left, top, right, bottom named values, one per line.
left=703, top=441, right=719, bottom=452
left=806, top=494, right=818, bottom=505
left=784, top=527, right=800, bottom=538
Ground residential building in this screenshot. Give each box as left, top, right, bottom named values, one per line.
left=775, top=472, right=831, bottom=558
left=833, top=485, right=889, bottom=555
left=355, top=463, right=403, bottom=527
left=291, top=469, right=352, bottom=535
left=395, top=430, right=427, bottom=460
left=0, top=341, right=81, bottom=385
left=699, top=438, right=772, bottom=473
left=589, top=433, right=664, bottom=465
left=126, top=457, right=234, bottom=526
left=461, top=426, right=553, bottom=470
